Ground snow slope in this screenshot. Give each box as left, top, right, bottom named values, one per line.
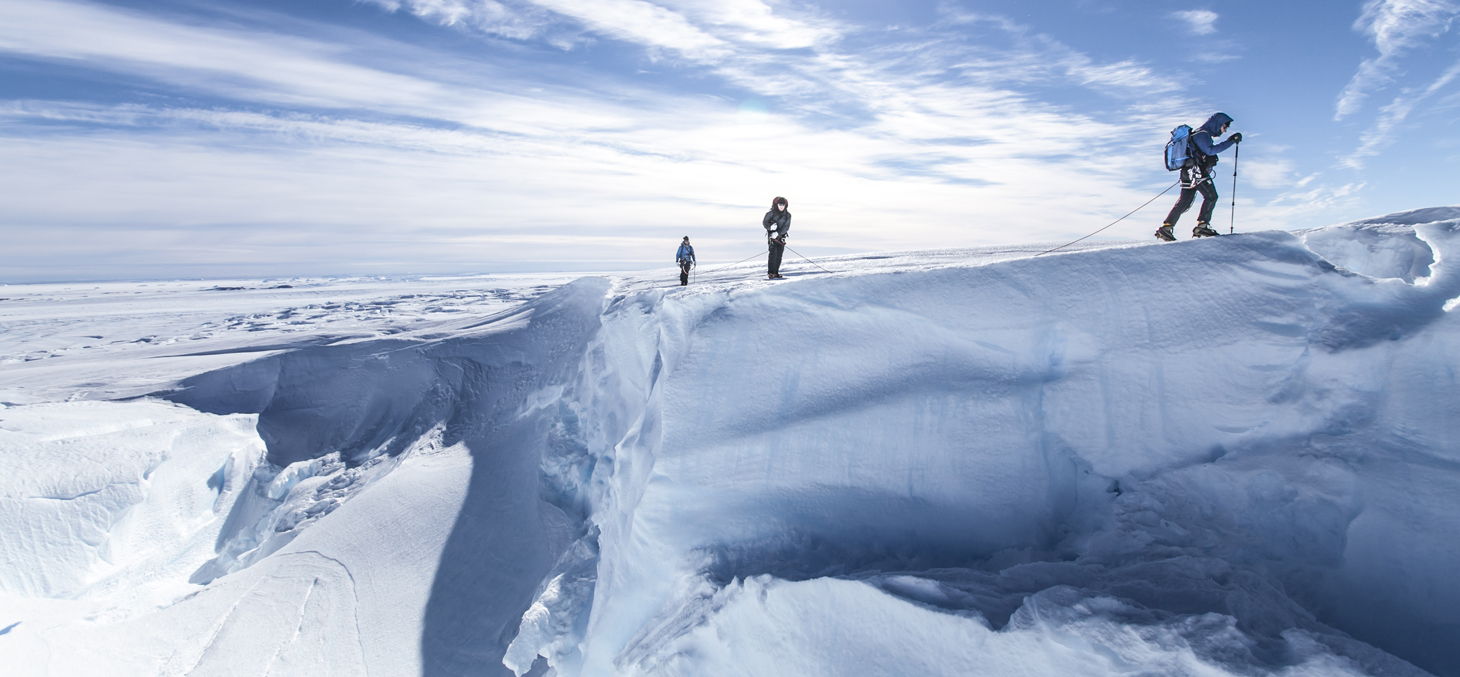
left=2, top=210, right=1459, bottom=676
left=0, top=274, right=575, bottom=403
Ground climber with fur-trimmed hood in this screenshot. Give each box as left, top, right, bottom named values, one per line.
left=1158, top=112, right=1241, bottom=241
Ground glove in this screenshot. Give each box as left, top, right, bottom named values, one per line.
left=1229, top=132, right=1242, bottom=144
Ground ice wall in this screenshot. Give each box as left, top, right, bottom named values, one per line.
left=512, top=223, right=1460, bottom=676
left=163, top=278, right=612, bottom=675
left=1, top=279, right=610, bottom=676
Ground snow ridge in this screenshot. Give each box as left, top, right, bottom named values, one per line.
left=3, top=215, right=1460, bottom=676
left=509, top=222, right=1460, bottom=676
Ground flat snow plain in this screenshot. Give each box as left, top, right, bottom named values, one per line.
left=2, top=210, right=1459, bottom=677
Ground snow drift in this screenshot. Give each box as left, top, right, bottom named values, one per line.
left=3, top=208, right=1460, bottom=676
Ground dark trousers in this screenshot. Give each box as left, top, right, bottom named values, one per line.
left=1165, top=177, right=1218, bottom=226
left=679, top=262, right=692, bottom=285
left=767, top=240, right=784, bottom=276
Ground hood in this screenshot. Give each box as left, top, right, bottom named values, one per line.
left=1200, top=112, right=1233, bottom=136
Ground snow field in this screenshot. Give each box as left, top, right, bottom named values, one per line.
left=0, top=400, right=262, bottom=601
left=0, top=274, right=575, bottom=404
left=2, top=212, right=1459, bottom=676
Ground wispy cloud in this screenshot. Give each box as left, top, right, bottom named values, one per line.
left=520, top=0, right=733, bottom=60
left=1256, top=178, right=1366, bottom=228
left=365, top=0, right=841, bottom=58
left=1173, top=10, right=1219, bottom=36
left=367, top=0, right=557, bottom=40
left=0, top=0, right=1223, bottom=280
left=933, top=10, right=1181, bottom=95
left=1335, top=0, right=1459, bottom=120
left=1242, top=157, right=1296, bottom=190
left=1341, top=57, right=1460, bottom=167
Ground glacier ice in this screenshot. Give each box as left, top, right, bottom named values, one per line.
left=1, top=217, right=1459, bottom=676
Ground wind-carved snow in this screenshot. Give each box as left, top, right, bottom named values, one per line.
left=2, top=216, right=1460, bottom=676
left=506, top=221, right=1460, bottom=676
left=0, top=400, right=262, bottom=601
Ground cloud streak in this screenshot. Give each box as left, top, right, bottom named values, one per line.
left=1341, top=57, right=1460, bottom=167
left=0, top=0, right=1269, bottom=281
left=1335, top=0, right=1459, bottom=120
left=1173, top=10, right=1219, bottom=36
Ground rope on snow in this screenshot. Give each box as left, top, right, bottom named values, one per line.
left=1033, top=180, right=1181, bottom=257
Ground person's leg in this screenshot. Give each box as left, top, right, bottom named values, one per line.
left=768, top=241, right=784, bottom=276
left=680, top=263, right=689, bottom=285
left=1163, top=187, right=1196, bottom=226
left=1157, top=186, right=1195, bottom=240
left=1196, top=180, right=1219, bottom=225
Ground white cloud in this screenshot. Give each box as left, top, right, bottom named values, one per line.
left=1065, top=58, right=1176, bottom=91
left=0, top=0, right=480, bottom=115
left=1341, top=57, right=1460, bottom=167
left=527, top=0, right=731, bottom=61
left=362, top=0, right=558, bottom=40
left=1173, top=10, right=1218, bottom=36
left=930, top=11, right=1180, bottom=94
left=1241, top=156, right=1295, bottom=190
left=0, top=1, right=1226, bottom=279
left=1251, top=179, right=1366, bottom=230
left=1335, top=0, right=1460, bottom=120
left=662, top=0, right=841, bottom=49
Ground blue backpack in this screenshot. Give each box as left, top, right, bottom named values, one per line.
left=1164, top=124, right=1193, bottom=171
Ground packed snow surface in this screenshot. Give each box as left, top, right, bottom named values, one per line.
left=3, top=210, right=1460, bottom=676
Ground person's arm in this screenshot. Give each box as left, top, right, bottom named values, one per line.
left=1192, top=131, right=1236, bottom=156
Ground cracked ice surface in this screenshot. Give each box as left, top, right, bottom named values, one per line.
left=3, top=217, right=1460, bottom=676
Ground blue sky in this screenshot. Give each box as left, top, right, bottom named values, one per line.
left=2, top=0, right=1458, bottom=281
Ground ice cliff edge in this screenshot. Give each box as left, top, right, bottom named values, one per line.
left=4, top=213, right=1460, bottom=677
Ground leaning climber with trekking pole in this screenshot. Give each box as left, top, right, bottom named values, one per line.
left=764, top=196, right=790, bottom=279
left=1158, top=112, right=1242, bottom=241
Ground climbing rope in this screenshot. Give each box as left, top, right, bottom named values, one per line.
left=697, top=249, right=767, bottom=275
left=1033, top=180, right=1181, bottom=257
left=784, top=244, right=835, bottom=274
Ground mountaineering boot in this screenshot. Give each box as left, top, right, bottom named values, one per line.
left=1192, top=223, right=1219, bottom=238
left=1155, top=224, right=1176, bottom=242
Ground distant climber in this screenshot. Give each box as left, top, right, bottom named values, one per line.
left=1158, top=112, right=1242, bottom=241
left=676, top=236, right=696, bottom=286
left=764, top=196, right=790, bottom=279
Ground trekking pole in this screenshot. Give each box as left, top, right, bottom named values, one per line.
left=1229, top=144, right=1239, bottom=235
